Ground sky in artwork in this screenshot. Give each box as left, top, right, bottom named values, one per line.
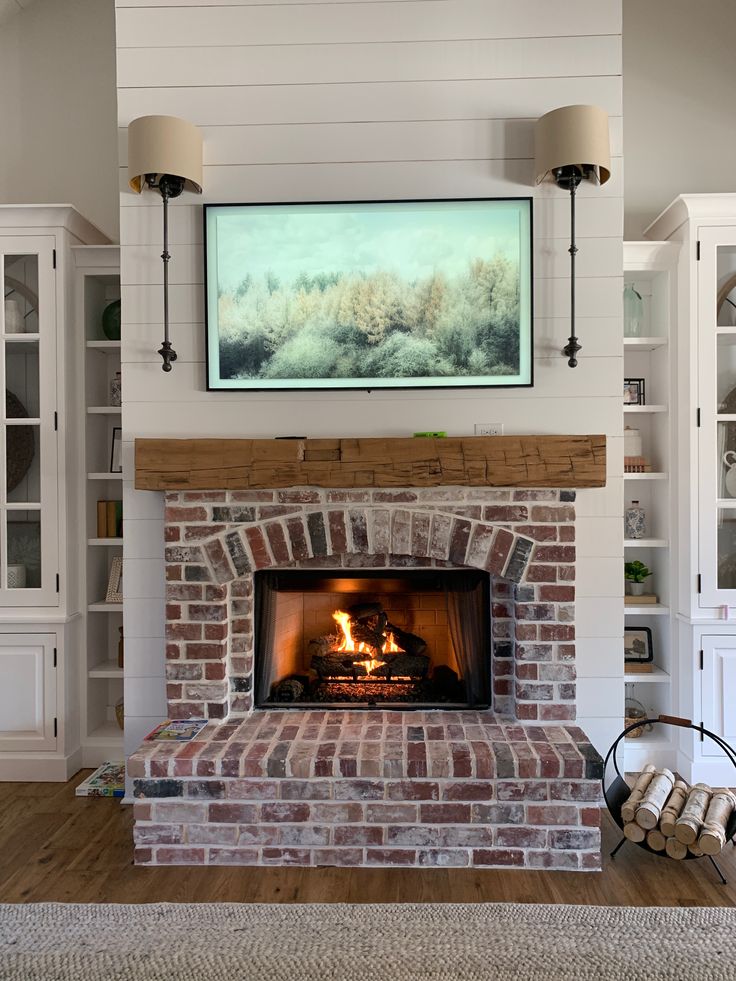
left=208, top=200, right=528, bottom=293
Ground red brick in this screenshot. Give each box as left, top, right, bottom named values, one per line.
left=515, top=524, right=558, bottom=542
left=205, top=623, right=229, bottom=640
left=525, top=564, right=558, bottom=583
left=154, top=847, right=205, bottom=864
left=441, top=782, right=495, bottom=801
left=185, top=524, right=226, bottom=541
left=365, top=803, right=417, bottom=823
left=166, top=506, right=208, bottom=522
left=165, top=526, right=181, bottom=542
left=311, top=802, right=363, bottom=823
left=265, top=522, right=290, bottom=564
left=210, top=847, right=260, bottom=864
left=334, top=826, right=384, bottom=846
left=419, top=803, right=471, bottom=824
left=365, top=849, right=417, bottom=865
left=313, top=848, right=364, bottom=867
left=385, top=781, right=439, bottom=801
left=185, top=644, right=226, bottom=661
left=559, top=525, right=576, bottom=542
left=209, top=803, right=258, bottom=823
left=134, top=848, right=153, bottom=864
left=261, top=848, right=311, bottom=866
left=134, top=824, right=182, bottom=845
left=582, top=807, right=601, bottom=827
left=167, top=623, right=202, bottom=641
left=529, top=506, right=575, bottom=523
left=244, top=526, right=271, bottom=570
left=483, top=506, right=529, bottom=522
left=188, top=603, right=227, bottom=622
left=167, top=584, right=204, bottom=601
left=539, top=585, right=575, bottom=602
left=472, top=848, right=524, bottom=867
left=533, top=545, right=576, bottom=562
left=486, top=528, right=513, bottom=575
left=261, top=803, right=311, bottom=823
left=540, top=625, right=575, bottom=642
left=166, top=564, right=182, bottom=582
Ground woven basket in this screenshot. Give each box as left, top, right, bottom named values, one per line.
left=624, top=708, right=651, bottom=738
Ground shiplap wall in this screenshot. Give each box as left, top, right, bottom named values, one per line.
left=116, top=0, right=624, bottom=763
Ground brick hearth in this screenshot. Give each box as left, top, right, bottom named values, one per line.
left=130, top=484, right=603, bottom=871
left=129, top=710, right=602, bottom=869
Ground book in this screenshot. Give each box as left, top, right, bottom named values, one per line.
left=106, top=500, right=117, bottom=537
left=97, top=500, right=107, bottom=537
left=624, top=593, right=659, bottom=605
left=75, top=761, right=125, bottom=798
left=144, top=719, right=209, bottom=742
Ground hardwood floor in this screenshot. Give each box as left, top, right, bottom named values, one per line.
left=1, top=772, right=735, bottom=906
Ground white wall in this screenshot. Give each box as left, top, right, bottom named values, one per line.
left=623, top=0, right=736, bottom=238
left=0, top=0, right=119, bottom=240
left=117, top=0, right=624, bottom=758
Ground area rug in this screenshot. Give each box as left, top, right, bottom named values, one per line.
left=1, top=902, right=735, bottom=980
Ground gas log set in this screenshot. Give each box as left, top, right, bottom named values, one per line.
left=270, top=602, right=465, bottom=705
left=621, top=764, right=736, bottom=860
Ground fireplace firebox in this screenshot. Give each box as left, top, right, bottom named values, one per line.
left=254, top=569, right=491, bottom=709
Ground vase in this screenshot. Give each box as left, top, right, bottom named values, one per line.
left=110, top=371, right=122, bottom=407
left=623, top=283, right=644, bottom=338
left=102, top=299, right=121, bottom=341
left=624, top=500, right=646, bottom=539
left=628, top=581, right=646, bottom=596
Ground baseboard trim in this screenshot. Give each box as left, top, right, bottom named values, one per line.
left=0, top=748, right=83, bottom=782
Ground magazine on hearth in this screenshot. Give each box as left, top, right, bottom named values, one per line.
left=144, top=719, right=209, bottom=742
left=75, top=761, right=125, bottom=797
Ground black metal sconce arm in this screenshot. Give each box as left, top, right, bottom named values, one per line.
left=145, top=173, right=185, bottom=372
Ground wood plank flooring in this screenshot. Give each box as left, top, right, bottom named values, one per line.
left=1, top=772, right=735, bottom=906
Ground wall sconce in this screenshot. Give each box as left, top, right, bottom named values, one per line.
left=534, top=105, right=611, bottom=368
left=128, top=115, right=203, bottom=372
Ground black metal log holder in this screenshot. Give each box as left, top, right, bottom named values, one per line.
left=602, top=714, right=736, bottom=884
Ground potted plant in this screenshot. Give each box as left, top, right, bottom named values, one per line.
left=624, top=560, right=651, bottom=596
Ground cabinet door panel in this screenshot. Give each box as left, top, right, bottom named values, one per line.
left=0, top=633, right=56, bottom=751
left=701, top=635, right=736, bottom=756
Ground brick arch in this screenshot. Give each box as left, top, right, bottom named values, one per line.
left=199, top=506, right=536, bottom=588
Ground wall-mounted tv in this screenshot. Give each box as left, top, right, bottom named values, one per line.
left=204, top=198, right=532, bottom=392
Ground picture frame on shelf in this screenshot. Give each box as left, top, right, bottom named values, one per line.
left=624, top=626, right=653, bottom=667
left=624, top=378, right=646, bottom=406
left=110, top=426, right=122, bottom=473
left=105, top=556, right=123, bottom=604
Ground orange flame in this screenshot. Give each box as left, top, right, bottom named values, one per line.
left=332, top=609, right=403, bottom=678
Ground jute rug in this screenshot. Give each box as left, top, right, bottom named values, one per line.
left=1, top=902, right=735, bottom=980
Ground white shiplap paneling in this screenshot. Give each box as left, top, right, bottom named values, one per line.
left=118, top=0, right=624, bottom=758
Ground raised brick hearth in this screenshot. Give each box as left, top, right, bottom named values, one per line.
left=130, top=484, right=603, bottom=870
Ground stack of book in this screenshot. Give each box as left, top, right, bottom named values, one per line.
left=96, top=500, right=123, bottom=537
left=624, top=456, right=652, bottom=473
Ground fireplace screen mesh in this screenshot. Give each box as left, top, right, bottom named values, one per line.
left=253, top=569, right=491, bottom=708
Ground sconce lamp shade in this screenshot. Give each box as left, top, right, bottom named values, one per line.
left=128, top=115, right=203, bottom=194
left=534, top=104, right=611, bottom=185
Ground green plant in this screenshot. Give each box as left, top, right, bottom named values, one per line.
left=624, top=560, right=651, bottom=583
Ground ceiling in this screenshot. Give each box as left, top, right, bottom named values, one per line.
left=0, top=0, right=37, bottom=24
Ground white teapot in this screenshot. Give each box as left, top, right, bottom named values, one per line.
left=724, top=451, right=736, bottom=497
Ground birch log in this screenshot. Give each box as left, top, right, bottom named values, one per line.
left=674, top=784, right=712, bottom=844
left=646, top=828, right=666, bottom=852
left=688, top=841, right=704, bottom=857
left=698, top=789, right=736, bottom=855
left=623, top=821, right=646, bottom=843
left=665, top=837, right=688, bottom=860
left=620, top=764, right=657, bottom=823
left=635, top=768, right=675, bottom=830
left=659, top=780, right=689, bottom=837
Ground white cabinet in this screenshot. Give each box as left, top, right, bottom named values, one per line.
left=647, top=194, right=736, bottom=782
left=0, top=633, right=56, bottom=752
left=701, top=636, right=736, bottom=756
left=0, top=206, right=109, bottom=781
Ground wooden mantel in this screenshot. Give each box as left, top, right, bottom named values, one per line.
left=134, top=435, right=606, bottom=490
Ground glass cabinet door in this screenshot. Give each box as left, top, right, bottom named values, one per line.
left=0, top=238, right=58, bottom=606
left=699, top=228, right=736, bottom=607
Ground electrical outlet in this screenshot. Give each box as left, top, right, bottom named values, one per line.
left=474, top=423, right=504, bottom=436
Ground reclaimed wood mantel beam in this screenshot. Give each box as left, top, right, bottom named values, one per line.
left=134, top=435, right=606, bottom=490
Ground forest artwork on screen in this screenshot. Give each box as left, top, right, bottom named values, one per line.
left=204, top=198, right=532, bottom=391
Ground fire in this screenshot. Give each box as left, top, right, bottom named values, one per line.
left=332, top=609, right=402, bottom=678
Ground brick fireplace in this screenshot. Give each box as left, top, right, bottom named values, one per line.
left=129, top=468, right=604, bottom=871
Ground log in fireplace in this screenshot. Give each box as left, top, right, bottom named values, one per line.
left=254, top=569, right=491, bottom=709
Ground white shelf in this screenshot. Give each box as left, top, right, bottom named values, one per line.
left=624, top=336, right=668, bottom=351
left=624, top=604, right=670, bottom=615
left=88, top=538, right=123, bottom=546
left=88, top=659, right=123, bottom=679
left=624, top=472, right=668, bottom=481
left=86, top=340, right=120, bottom=350
left=624, top=665, right=670, bottom=683
left=624, top=404, right=667, bottom=414
left=624, top=538, right=669, bottom=548
left=88, top=601, right=123, bottom=612
left=88, top=472, right=123, bottom=481
left=623, top=730, right=672, bottom=746
left=87, top=721, right=123, bottom=742
left=4, top=332, right=40, bottom=342
left=87, top=406, right=121, bottom=415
